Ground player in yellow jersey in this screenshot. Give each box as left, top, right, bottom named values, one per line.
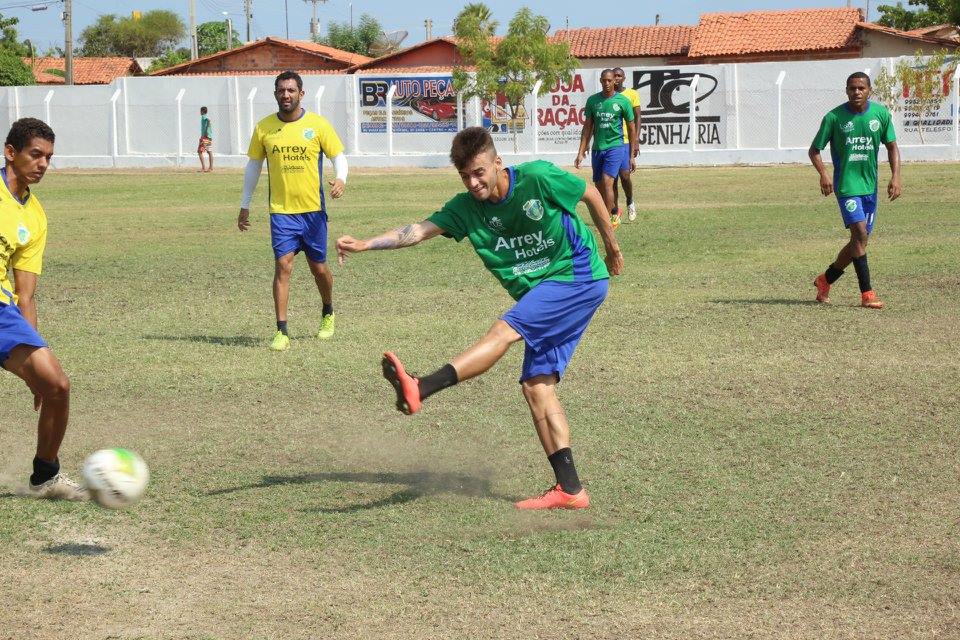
left=612, top=68, right=641, bottom=222
left=238, top=71, right=349, bottom=351
left=1, top=118, right=86, bottom=501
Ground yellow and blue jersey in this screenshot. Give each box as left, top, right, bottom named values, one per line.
left=247, top=110, right=344, bottom=215
left=0, top=167, right=47, bottom=306
left=620, top=87, right=641, bottom=144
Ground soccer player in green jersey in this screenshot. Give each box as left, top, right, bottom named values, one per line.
left=238, top=71, right=349, bottom=350
left=336, top=127, right=622, bottom=510
left=612, top=67, right=641, bottom=222
left=809, top=71, right=901, bottom=309
left=575, top=69, right=637, bottom=229
left=1, top=118, right=86, bottom=501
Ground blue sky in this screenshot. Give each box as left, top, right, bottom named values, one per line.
left=8, top=0, right=869, bottom=54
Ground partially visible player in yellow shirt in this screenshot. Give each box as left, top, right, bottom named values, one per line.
left=613, top=68, right=641, bottom=222
left=1, top=118, right=86, bottom=501
left=238, top=71, right=349, bottom=351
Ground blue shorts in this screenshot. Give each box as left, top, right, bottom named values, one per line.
left=270, top=211, right=328, bottom=262
left=502, top=278, right=609, bottom=383
left=591, top=146, right=628, bottom=182
left=838, top=194, right=878, bottom=235
left=0, top=302, right=47, bottom=365
left=618, top=143, right=632, bottom=173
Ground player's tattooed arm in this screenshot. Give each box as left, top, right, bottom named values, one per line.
left=337, top=220, right=444, bottom=264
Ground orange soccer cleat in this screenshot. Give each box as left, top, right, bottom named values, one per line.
left=813, top=273, right=831, bottom=303
left=381, top=351, right=422, bottom=415
left=861, top=290, right=884, bottom=309
left=514, top=484, right=590, bottom=510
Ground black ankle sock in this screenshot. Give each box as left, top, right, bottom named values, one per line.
left=548, top=447, right=582, bottom=495
left=30, top=456, right=59, bottom=486
left=417, top=364, right=458, bottom=401
left=277, top=320, right=288, bottom=335
left=852, top=254, right=872, bottom=293
left=322, top=303, right=333, bottom=317
left=825, top=264, right=844, bottom=284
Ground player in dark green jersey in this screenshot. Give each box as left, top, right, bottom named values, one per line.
left=809, top=71, right=901, bottom=309
left=337, top=127, right=622, bottom=510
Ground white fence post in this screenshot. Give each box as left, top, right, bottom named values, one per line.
left=175, top=88, right=185, bottom=168
left=775, top=70, right=786, bottom=150
left=351, top=75, right=361, bottom=155
left=314, top=85, right=324, bottom=115
left=42, top=90, right=53, bottom=125
left=688, top=74, right=700, bottom=153
left=532, top=79, right=542, bottom=156
left=386, top=84, right=397, bottom=156
left=233, top=77, right=242, bottom=156
left=473, top=96, right=481, bottom=127
left=13, top=86, right=20, bottom=120
left=109, top=88, right=121, bottom=167
left=456, top=93, right=464, bottom=130
left=733, top=63, right=742, bottom=150
left=122, top=77, right=131, bottom=154
left=954, top=70, right=959, bottom=154
left=246, top=87, right=257, bottom=143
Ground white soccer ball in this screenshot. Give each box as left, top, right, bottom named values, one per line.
left=82, top=448, right=149, bottom=509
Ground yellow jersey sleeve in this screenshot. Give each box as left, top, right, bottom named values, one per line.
left=247, top=119, right=267, bottom=160
left=621, top=88, right=641, bottom=144
left=0, top=190, right=47, bottom=305
left=313, top=115, right=344, bottom=159
left=11, top=207, right=47, bottom=275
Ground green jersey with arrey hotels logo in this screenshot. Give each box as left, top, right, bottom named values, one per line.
left=428, top=161, right=609, bottom=301
left=812, top=101, right=896, bottom=197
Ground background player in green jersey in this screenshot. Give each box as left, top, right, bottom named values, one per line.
left=336, top=127, right=622, bottom=510
left=575, top=69, right=636, bottom=228
left=809, top=71, right=901, bottom=309
left=1, top=118, right=86, bottom=501
left=612, top=67, right=641, bottom=222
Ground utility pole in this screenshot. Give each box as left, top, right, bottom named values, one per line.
left=223, top=13, right=233, bottom=50
left=304, top=0, right=328, bottom=39
left=63, top=0, right=73, bottom=85
left=424, top=18, right=432, bottom=40
left=244, top=0, right=252, bottom=43
left=189, top=0, right=198, bottom=59
left=284, top=0, right=290, bottom=38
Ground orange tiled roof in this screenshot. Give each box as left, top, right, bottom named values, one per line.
left=152, top=37, right=370, bottom=76
left=688, top=8, right=862, bottom=57
left=171, top=69, right=345, bottom=77
left=553, top=26, right=695, bottom=58
left=858, top=21, right=960, bottom=46
left=24, top=56, right=141, bottom=84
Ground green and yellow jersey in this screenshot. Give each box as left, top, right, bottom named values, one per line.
left=812, top=101, right=896, bottom=197
left=247, top=110, right=344, bottom=215
left=0, top=167, right=47, bottom=306
left=428, top=161, right=608, bottom=301
left=584, top=92, right=635, bottom=151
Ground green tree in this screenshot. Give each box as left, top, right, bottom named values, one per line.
left=196, top=21, right=241, bottom=57
left=147, top=48, right=190, bottom=73
left=0, top=48, right=34, bottom=86
left=876, top=0, right=960, bottom=30
left=314, top=13, right=381, bottom=56
left=873, top=49, right=957, bottom=143
left=452, top=4, right=577, bottom=151
left=0, top=11, right=31, bottom=57
left=78, top=10, right=185, bottom=57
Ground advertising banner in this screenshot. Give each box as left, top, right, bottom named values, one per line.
left=630, top=66, right=727, bottom=147
left=358, top=76, right=458, bottom=133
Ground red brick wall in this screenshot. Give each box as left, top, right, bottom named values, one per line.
left=186, top=43, right=349, bottom=72
left=370, top=41, right=461, bottom=68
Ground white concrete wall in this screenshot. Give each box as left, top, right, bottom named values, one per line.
left=1, top=55, right=956, bottom=169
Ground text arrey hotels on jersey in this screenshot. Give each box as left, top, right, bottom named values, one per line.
left=846, top=136, right=875, bottom=161
left=494, top=230, right=556, bottom=260
left=274, top=145, right=310, bottom=162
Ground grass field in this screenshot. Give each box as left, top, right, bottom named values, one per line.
left=1, top=162, right=958, bottom=639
